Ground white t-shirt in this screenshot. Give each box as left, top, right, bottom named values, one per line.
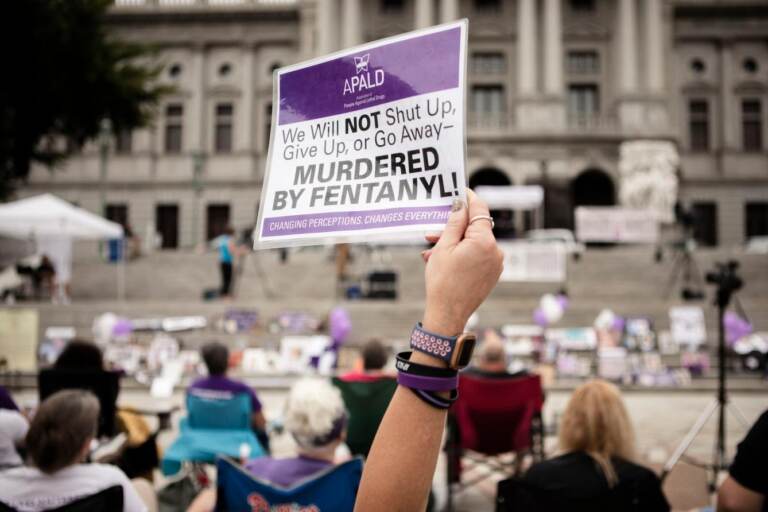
left=0, top=464, right=147, bottom=512
left=0, top=410, right=28, bottom=468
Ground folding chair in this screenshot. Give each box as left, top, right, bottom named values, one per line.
left=161, top=393, right=265, bottom=475
left=332, top=375, right=397, bottom=457
left=0, top=485, right=123, bottom=512
left=215, top=456, right=363, bottom=512
left=446, top=373, right=544, bottom=510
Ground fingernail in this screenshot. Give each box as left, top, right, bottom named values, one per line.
left=451, top=199, right=464, bottom=212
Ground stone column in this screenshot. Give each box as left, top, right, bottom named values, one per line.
left=441, top=0, right=458, bottom=23
left=316, top=0, right=338, bottom=55
left=618, top=0, right=638, bottom=94
left=543, top=0, right=563, bottom=95
left=517, top=0, right=537, bottom=96
left=240, top=45, right=255, bottom=153
left=644, top=0, right=664, bottom=93
left=342, top=0, right=363, bottom=48
left=721, top=42, right=736, bottom=151
left=415, top=0, right=434, bottom=29
left=190, top=45, right=206, bottom=152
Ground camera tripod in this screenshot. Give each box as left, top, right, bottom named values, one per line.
left=660, top=261, right=749, bottom=491
left=664, top=238, right=705, bottom=300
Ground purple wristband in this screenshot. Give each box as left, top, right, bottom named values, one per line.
left=397, top=371, right=458, bottom=392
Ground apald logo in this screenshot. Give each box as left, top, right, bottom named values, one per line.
left=343, top=53, right=385, bottom=95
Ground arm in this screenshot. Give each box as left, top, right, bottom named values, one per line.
left=251, top=410, right=267, bottom=431
left=355, top=190, right=503, bottom=512
left=718, top=477, right=764, bottom=512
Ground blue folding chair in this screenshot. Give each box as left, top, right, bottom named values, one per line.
left=214, top=456, right=364, bottom=512
left=161, top=393, right=265, bottom=475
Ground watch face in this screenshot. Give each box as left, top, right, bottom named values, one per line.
left=455, top=335, right=476, bottom=368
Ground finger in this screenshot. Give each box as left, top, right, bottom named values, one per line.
left=420, top=249, right=433, bottom=263
left=424, top=233, right=441, bottom=245
left=435, top=198, right=468, bottom=249
left=465, top=189, right=494, bottom=239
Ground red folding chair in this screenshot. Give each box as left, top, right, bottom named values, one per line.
left=446, top=373, right=545, bottom=511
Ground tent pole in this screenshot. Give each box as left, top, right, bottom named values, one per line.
left=117, top=238, right=126, bottom=302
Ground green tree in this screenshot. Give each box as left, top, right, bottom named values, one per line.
left=0, top=0, right=167, bottom=199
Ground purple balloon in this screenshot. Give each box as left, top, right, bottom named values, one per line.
left=612, top=316, right=625, bottom=332
left=112, top=318, right=132, bottom=336
left=724, top=311, right=752, bottom=345
left=329, top=307, right=352, bottom=344
left=555, top=294, right=569, bottom=311
left=533, top=308, right=549, bottom=328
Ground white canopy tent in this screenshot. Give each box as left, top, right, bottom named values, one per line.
left=0, top=194, right=123, bottom=239
left=0, top=194, right=125, bottom=300
left=474, top=185, right=544, bottom=210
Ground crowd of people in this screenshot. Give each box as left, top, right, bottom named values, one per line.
left=0, top=191, right=765, bottom=512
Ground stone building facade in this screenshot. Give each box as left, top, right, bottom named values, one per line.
left=22, top=0, right=768, bottom=248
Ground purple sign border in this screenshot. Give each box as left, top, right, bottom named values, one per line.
left=262, top=205, right=451, bottom=237
left=278, top=26, right=461, bottom=125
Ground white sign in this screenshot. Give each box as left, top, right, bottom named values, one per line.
left=255, top=22, right=468, bottom=248
left=669, top=306, right=707, bottom=349
left=474, top=186, right=543, bottom=210
left=499, top=241, right=566, bottom=282
left=575, top=207, right=659, bottom=243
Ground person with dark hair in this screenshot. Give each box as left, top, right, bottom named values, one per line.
left=53, top=340, right=104, bottom=370
left=188, top=342, right=268, bottom=448
left=217, top=226, right=242, bottom=299
left=0, top=390, right=150, bottom=511
left=718, top=409, right=768, bottom=512
left=361, top=339, right=388, bottom=372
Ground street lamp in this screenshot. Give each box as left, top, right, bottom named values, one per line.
left=191, top=151, right=205, bottom=247
left=98, top=118, right=113, bottom=216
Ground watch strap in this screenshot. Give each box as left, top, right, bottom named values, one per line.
left=410, top=322, right=458, bottom=364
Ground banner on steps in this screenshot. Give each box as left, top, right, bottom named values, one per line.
left=254, top=21, right=468, bottom=249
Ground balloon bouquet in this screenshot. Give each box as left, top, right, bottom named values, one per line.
left=532, top=293, right=569, bottom=328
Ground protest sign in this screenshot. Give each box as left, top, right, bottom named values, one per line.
left=575, top=207, right=659, bottom=243
left=255, top=21, right=468, bottom=248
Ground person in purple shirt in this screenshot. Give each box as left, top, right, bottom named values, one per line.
left=244, top=379, right=348, bottom=487
left=0, top=386, right=19, bottom=411
left=186, top=378, right=349, bottom=512
left=189, top=342, right=268, bottom=449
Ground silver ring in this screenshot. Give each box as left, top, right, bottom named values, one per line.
left=469, top=215, right=494, bottom=229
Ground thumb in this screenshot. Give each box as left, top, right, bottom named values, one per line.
left=435, top=198, right=468, bottom=249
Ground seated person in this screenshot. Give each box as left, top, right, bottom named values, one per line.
left=0, top=389, right=150, bottom=512
left=464, top=329, right=526, bottom=379
left=522, top=379, right=669, bottom=511
left=54, top=339, right=104, bottom=371
left=0, top=408, right=28, bottom=469
left=186, top=379, right=348, bottom=512
left=718, top=409, right=767, bottom=512
left=340, top=339, right=392, bottom=382
left=0, top=385, right=19, bottom=411
left=189, top=342, right=268, bottom=448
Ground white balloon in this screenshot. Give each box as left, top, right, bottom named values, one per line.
left=92, top=312, right=117, bottom=345
left=594, top=309, right=616, bottom=331
left=540, top=294, right=564, bottom=324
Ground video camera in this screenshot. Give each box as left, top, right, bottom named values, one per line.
left=705, top=260, right=742, bottom=293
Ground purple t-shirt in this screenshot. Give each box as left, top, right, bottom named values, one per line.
left=0, top=387, right=18, bottom=412
left=188, top=375, right=262, bottom=413
left=244, top=456, right=332, bottom=488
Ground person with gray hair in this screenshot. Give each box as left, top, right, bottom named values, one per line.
left=0, top=389, right=150, bottom=512
left=186, top=378, right=349, bottom=512
left=244, top=378, right=348, bottom=487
